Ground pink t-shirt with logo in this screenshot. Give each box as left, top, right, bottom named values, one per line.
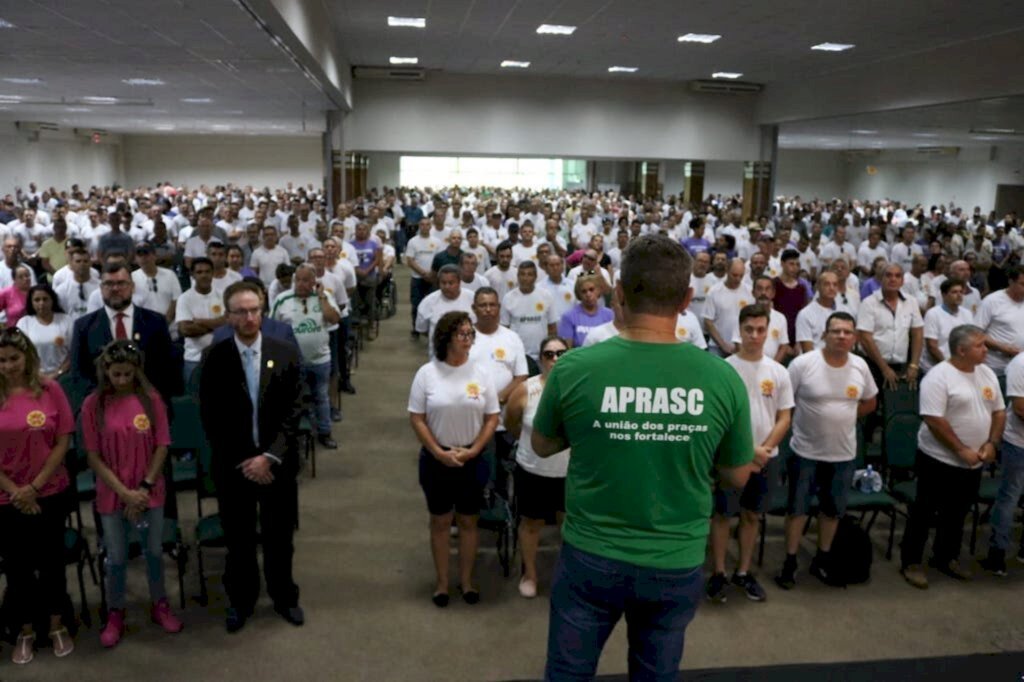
left=81, top=390, right=171, bottom=514
left=0, top=380, right=73, bottom=504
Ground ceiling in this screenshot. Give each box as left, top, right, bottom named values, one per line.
left=0, top=0, right=331, bottom=135
left=0, top=0, right=1023, bottom=148
left=780, top=96, right=1024, bottom=150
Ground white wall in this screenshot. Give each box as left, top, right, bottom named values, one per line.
left=775, top=149, right=848, bottom=201
left=843, top=145, right=1024, bottom=210
left=122, top=134, right=322, bottom=189
left=346, top=73, right=761, bottom=161
left=366, top=152, right=400, bottom=191
left=0, top=123, right=123, bottom=194
left=704, top=161, right=744, bottom=198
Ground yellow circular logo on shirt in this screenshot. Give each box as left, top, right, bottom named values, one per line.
left=26, top=410, right=46, bottom=428
left=677, top=327, right=687, bottom=338
left=466, top=382, right=481, bottom=400
left=54, top=336, right=65, bottom=347
left=771, top=329, right=780, bottom=340
left=494, top=348, right=506, bottom=361
left=704, top=285, right=711, bottom=294
left=535, top=302, right=545, bottom=312
left=564, top=292, right=572, bottom=302
left=211, top=304, right=223, bottom=315
left=761, top=379, right=775, bottom=396
left=133, top=414, right=151, bottom=431
left=846, top=385, right=859, bottom=399
left=507, top=280, right=515, bottom=289
left=982, top=386, right=995, bottom=401
left=739, top=300, right=748, bottom=308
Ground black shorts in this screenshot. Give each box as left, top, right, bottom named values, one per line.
left=418, top=448, right=489, bottom=516
left=713, top=456, right=782, bottom=517
left=514, top=467, right=566, bottom=522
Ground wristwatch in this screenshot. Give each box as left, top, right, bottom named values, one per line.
left=139, top=480, right=155, bottom=491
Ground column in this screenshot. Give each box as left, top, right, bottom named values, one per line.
left=683, top=161, right=705, bottom=206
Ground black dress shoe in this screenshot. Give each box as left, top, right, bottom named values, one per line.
left=225, top=606, right=252, bottom=633
left=317, top=434, right=338, bottom=449
left=431, top=592, right=449, bottom=608
left=274, top=604, right=305, bottom=626
left=460, top=587, right=480, bottom=605
left=340, top=382, right=357, bottom=395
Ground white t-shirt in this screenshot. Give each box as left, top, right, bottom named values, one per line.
left=468, top=325, right=528, bottom=431
left=405, top=235, right=442, bottom=280
left=1002, top=353, right=1024, bottom=448
left=484, top=265, right=518, bottom=301
left=795, top=299, right=852, bottom=350
left=702, top=283, right=754, bottom=351
left=459, top=273, right=489, bottom=293
left=582, top=320, right=619, bottom=347
left=515, top=375, right=570, bottom=477
left=788, top=350, right=878, bottom=462
left=918, top=361, right=1004, bottom=469
left=857, top=242, right=890, bottom=273
left=414, top=289, right=476, bottom=356
left=688, top=274, right=715, bottom=327
left=511, top=242, right=540, bottom=266
left=211, top=269, right=244, bottom=300
left=318, top=270, right=350, bottom=323
left=540, top=278, right=575, bottom=321
left=500, top=288, right=557, bottom=359
left=730, top=308, right=789, bottom=359
left=270, top=291, right=339, bottom=366
left=928, top=275, right=981, bottom=315
left=131, top=267, right=182, bottom=317
left=250, top=245, right=292, bottom=287
left=175, top=288, right=224, bottom=362
left=921, top=305, right=974, bottom=372
left=55, top=278, right=101, bottom=323
left=675, top=311, right=708, bottom=349
left=279, top=233, right=315, bottom=262
left=407, top=358, right=500, bottom=448
left=16, top=314, right=72, bottom=374
left=975, top=289, right=1024, bottom=375
left=856, top=291, right=924, bottom=365
left=726, top=354, right=795, bottom=457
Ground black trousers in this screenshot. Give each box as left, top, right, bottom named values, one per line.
left=217, top=475, right=299, bottom=610
left=0, top=489, right=71, bottom=626
left=900, top=451, right=982, bottom=568
left=410, top=277, right=434, bottom=329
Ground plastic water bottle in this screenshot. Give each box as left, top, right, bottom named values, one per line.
left=856, top=468, right=871, bottom=493
left=867, top=465, right=883, bottom=493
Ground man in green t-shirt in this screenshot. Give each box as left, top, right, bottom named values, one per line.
left=533, top=234, right=754, bottom=681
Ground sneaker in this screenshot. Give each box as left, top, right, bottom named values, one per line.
left=340, top=381, right=357, bottom=395
left=1017, top=545, right=1024, bottom=565
left=901, top=563, right=929, bottom=589
left=810, top=554, right=846, bottom=587
left=731, top=572, right=767, bottom=602
left=100, top=610, right=125, bottom=648
left=330, top=408, right=343, bottom=423
left=317, top=434, right=338, bottom=449
left=931, top=558, right=973, bottom=581
left=151, top=598, right=184, bottom=634
left=981, top=548, right=1008, bottom=577
left=706, top=572, right=729, bottom=603
left=410, top=331, right=420, bottom=341
left=774, top=558, right=797, bottom=590
left=518, top=577, right=538, bottom=599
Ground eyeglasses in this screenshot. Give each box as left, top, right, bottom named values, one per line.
left=455, top=330, right=476, bottom=341
left=101, top=280, right=130, bottom=289
left=229, top=307, right=262, bottom=318
left=542, top=349, right=568, bottom=360
left=150, top=278, right=158, bottom=293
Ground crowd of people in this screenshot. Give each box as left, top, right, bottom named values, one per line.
left=0, top=179, right=1022, bottom=676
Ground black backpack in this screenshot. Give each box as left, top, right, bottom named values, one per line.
left=830, top=515, right=873, bottom=584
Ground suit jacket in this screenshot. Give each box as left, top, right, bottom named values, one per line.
left=198, top=334, right=303, bottom=483
left=70, top=305, right=180, bottom=398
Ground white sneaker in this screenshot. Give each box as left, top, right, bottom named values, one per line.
left=518, top=577, right=538, bottom=598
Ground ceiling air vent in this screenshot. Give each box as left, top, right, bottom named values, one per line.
left=353, top=66, right=425, bottom=81
left=915, top=146, right=959, bottom=156
left=689, top=79, right=762, bottom=94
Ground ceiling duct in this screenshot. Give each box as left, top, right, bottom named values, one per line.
left=841, top=148, right=883, bottom=159
left=915, top=146, right=960, bottom=156
left=353, top=66, right=426, bottom=81
left=689, top=79, right=762, bottom=94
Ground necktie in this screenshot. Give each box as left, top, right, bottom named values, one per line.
left=78, top=283, right=85, bottom=301
left=115, top=312, right=127, bottom=340
left=242, top=347, right=260, bottom=445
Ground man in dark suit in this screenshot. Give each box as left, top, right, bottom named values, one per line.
left=69, top=261, right=180, bottom=398
left=199, top=280, right=305, bottom=632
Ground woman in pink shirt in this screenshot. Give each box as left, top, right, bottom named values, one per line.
left=0, top=327, right=75, bottom=664
left=83, top=340, right=182, bottom=648
left=0, top=264, right=32, bottom=328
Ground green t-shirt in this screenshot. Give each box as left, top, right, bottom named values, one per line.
left=533, top=337, right=753, bottom=569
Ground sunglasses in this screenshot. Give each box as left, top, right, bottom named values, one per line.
left=542, top=349, right=567, bottom=360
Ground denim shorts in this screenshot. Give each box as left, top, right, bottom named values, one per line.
left=786, top=453, right=855, bottom=517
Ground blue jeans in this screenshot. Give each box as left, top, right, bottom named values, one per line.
left=183, top=360, right=201, bottom=387
left=304, top=361, right=332, bottom=436
left=100, top=507, right=167, bottom=609
left=545, top=542, right=703, bottom=682
left=990, top=440, right=1024, bottom=551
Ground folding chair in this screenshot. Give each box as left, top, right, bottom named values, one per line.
left=882, top=412, right=922, bottom=514
left=758, top=434, right=792, bottom=567
left=847, top=425, right=899, bottom=559
left=193, top=433, right=224, bottom=607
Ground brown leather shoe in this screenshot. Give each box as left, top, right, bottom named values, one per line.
left=901, top=564, right=929, bottom=589
left=934, top=558, right=973, bottom=581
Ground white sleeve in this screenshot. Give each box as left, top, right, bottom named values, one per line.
left=407, top=366, right=428, bottom=413
left=777, top=368, right=796, bottom=410
left=795, top=309, right=813, bottom=343
left=175, top=294, right=196, bottom=322
left=1007, top=359, right=1024, bottom=399
left=499, top=293, right=513, bottom=326
left=918, top=370, right=947, bottom=418
left=856, top=299, right=875, bottom=332
left=788, top=356, right=805, bottom=398
left=923, top=309, right=940, bottom=341
left=512, top=338, right=528, bottom=376
left=974, top=298, right=993, bottom=330
left=861, top=361, right=879, bottom=400
left=414, top=296, right=431, bottom=333
left=702, top=290, right=718, bottom=322
left=910, top=303, right=924, bottom=328
left=482, top=373, right=500, bottom=415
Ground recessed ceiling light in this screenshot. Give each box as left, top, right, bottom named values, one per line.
left=972, top=127, right=1016, bottom=134
left=850, top=129, right=877, bottom=134
left=912, top=132, right=940, bottom=138
left=501, top=60, right=531, bottom=68
left=388, top=16, right=425, bottom=28
left=82, top=96, right=118, bottom=103
left=678, top=33, right=721, bottom=44
left=122, top=78, right=165, bottom=86
left=0, top=19, right=15, bottom=29
left=608, top=66, right=638, bottom=73
left=536, top=24, right=576, bottom=35
left=3, top=78, right=43, bottom=85
left=211, top=124, right=231, bottom=130
left=154, top=124, right=175, bottom=131
left=65, top=107, right=92, bottom=112
left=389, top=57, right=419, bottom=65
left=0, top=94, right=24, bottom=101
left=181, top=97, right=212, bottom=103
left=811, top=42, right=855, bottom=52
left=223, top=110, right=245, bottom=114
left=973, top=136, right=998, bottom=141
left=712, top=72, right=742, bottom=79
